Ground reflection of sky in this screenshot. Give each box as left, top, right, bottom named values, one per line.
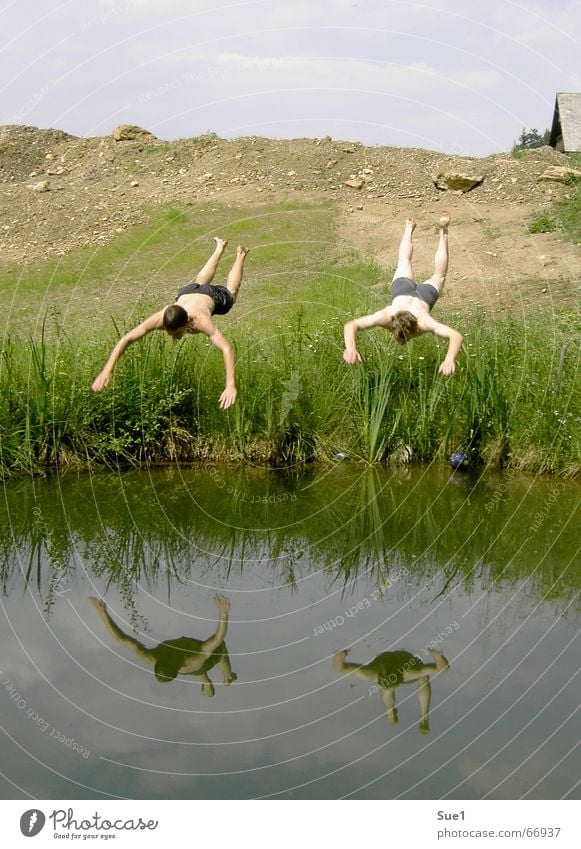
left=2, top=0, right=580, bottom=154
left=1, top=558, right=579, bottom=800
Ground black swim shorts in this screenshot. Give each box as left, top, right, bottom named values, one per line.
left=391, top=276, right=439, bottom=310
left=176, top=282, right=234, bottom=315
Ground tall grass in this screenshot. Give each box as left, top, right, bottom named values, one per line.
left=0, top=303, right=578, bottom=476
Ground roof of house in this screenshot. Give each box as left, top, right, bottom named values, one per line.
left=549, top=92, right=581, bottom=151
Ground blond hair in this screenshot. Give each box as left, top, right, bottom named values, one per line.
left=391, top=311, right=418, bottom=344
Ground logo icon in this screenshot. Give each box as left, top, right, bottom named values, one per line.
left=19, top=810, right=46, bottom=837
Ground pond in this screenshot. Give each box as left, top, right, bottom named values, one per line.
left=0, top=464, right=579, bottom=799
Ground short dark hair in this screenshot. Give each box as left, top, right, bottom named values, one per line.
left=153, top=642, right=183, bottom=683
left=391, top=311, right=418, bottom=344
left=163, top=304, right=188, bottom=331
left=154, top=660, right=180, bottom=683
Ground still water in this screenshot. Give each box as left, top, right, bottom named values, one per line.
left=0, top=465, right=579, bottom=799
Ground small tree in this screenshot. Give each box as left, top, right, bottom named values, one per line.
left=514, top=127, right=550, bottom=150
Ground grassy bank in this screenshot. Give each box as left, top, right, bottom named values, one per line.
left=0, top=201, right=579, bottom=476
left=0, top=302, right=578, bottom=476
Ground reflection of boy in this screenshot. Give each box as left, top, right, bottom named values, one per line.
left=89, top=594, right=237, bottom=696
left=333, top=648, right=449, bottom=733
left=92, top=238, right=249, bottom=409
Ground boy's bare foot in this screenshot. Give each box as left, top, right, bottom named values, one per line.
left=224, top=672, right=238, bottom=685
left=406, top=218, right=417, bottom=232
left=439, top=212, right=451, bottom=228
left=213, top=237, right=228, bottom=250
left=201, top=682, right=215, bottom=697
left=236, top=244, right=249, bottom=256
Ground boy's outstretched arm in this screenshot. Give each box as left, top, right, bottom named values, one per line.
left=343, top=309, right=392, bottom=364
left=89, top=597, right=155, bottom=661
left=420, top=316, right=464, bottom=376
left=92, top=310, right=165, bottom=391
left=198, top=316, right=237, bottom=409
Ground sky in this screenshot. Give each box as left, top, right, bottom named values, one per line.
left=1, top=0, right=580, bottom=156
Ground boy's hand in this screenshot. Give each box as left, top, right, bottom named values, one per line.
left=438, top=358, right=456, bottom=376
left=92, top=371, right=112, bottom=391
left=343, top=348, right=362, bottom=365
left=219, top=386, right=237, bottom=410
left=213, top=594, right=231, bottom=613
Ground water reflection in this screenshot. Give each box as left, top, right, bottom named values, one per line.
left=0, top=466, right=579, bottom=799
left=333, top=648, right=450, bottom=734
left=1, top=466, right=578, bottom=609
left=90, top=595, right=237, bottom=694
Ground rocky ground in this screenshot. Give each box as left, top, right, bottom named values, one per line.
left=1, top=123, right=579, bottom=313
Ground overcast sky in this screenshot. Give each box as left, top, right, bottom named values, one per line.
left=1, top=0, right=579, bottom=156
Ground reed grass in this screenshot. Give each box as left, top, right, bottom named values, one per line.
left=0, top=300, right=578, bottom=476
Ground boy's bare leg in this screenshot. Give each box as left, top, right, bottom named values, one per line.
left=225, top=245, right=249, bottom=302
left=197, top=594, right=230, bottom=660
left=195, top=237, right=228, bottom=284
left=417, top=676, right=432, bottom=734
left=392, top=218, right=416, bottom=281
left=422, top=213, right=450, bottom=293
left=217, top=646, right=237, bottom=684
left=199, top=673, right=215, bottom=697
left=381, top=687, right=398, bottom=725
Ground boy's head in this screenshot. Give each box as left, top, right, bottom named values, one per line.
left=153, top=642, right=183, bottom=683
left=163, top=304, right=189, bottom=338
left=391, top=311, right=418, bottom=345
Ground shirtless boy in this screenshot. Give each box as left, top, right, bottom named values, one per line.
left=343, top=214, right=463, bottom=376
left=89, top=594, right=237, bottom=694
left=333, top=647, right=449, bottom=733
left=92, top=238, right=249, bottom=409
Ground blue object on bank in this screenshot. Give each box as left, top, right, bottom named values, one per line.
left=449, top=451, right=469, bottom=470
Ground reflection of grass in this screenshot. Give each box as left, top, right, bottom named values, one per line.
left=0, top=202, right=579, bottom=475
left=2, top=466, right=579, bottom=611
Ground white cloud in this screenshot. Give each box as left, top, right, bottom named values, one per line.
left=1, top=0, right=579, bottom=154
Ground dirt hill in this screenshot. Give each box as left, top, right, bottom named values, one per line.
left=1, top=124, right=579, bottom=313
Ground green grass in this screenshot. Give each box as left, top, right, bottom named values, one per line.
left=0, top=201, right=338, bottom=336
left=0, top=201, right=579, bottom=477
left=528, top=214, right=558, bottom=234
left=531, top=152, right=581, bottom=244
left=0, top=299, right=578, bottom=476
left=553, top=177, right=581, bottom=245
